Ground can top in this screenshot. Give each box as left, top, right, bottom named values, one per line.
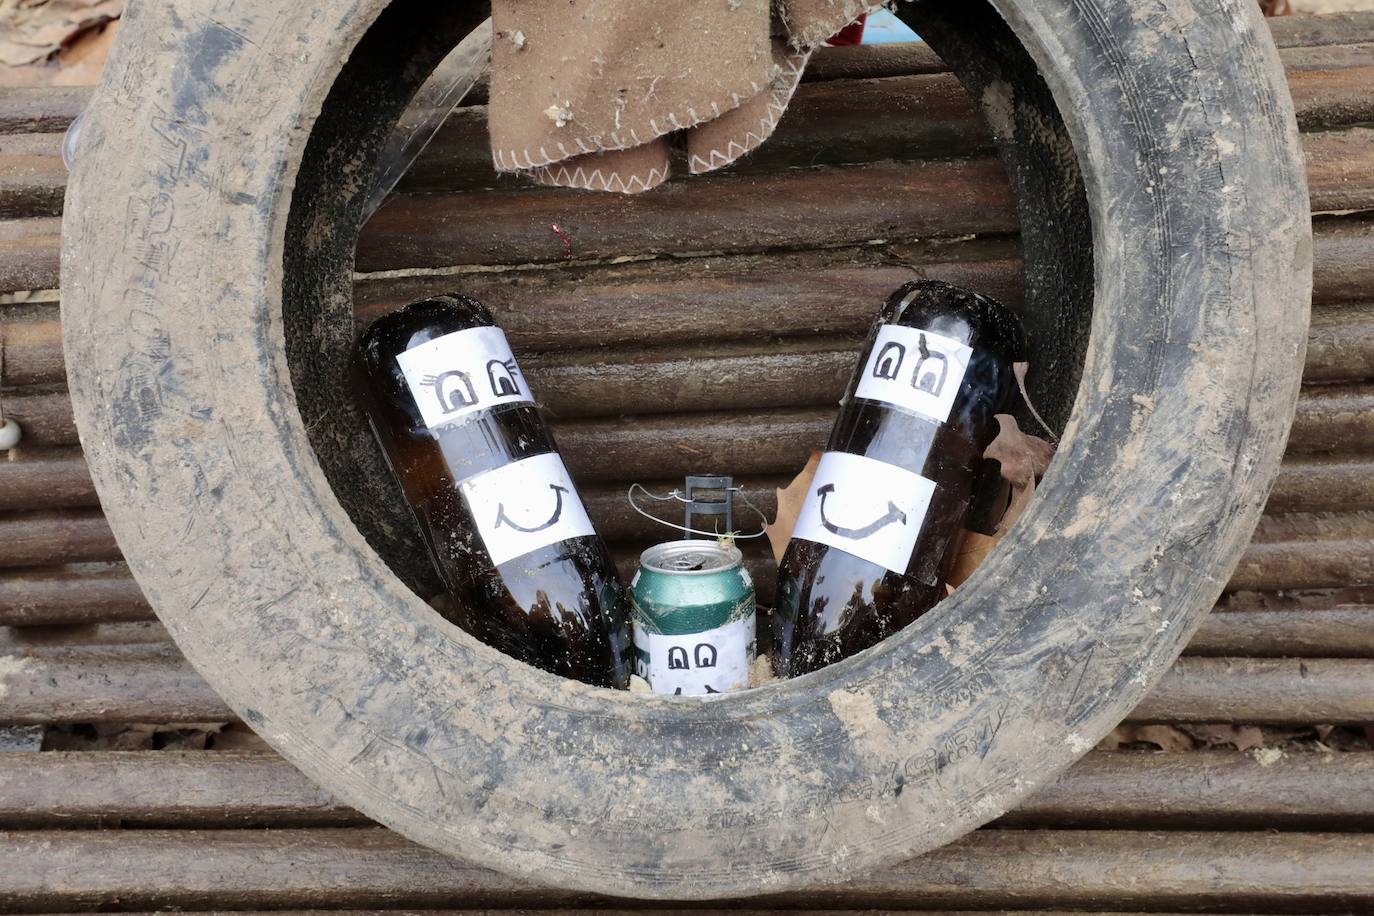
left=640, top=540, right=742, bottom=576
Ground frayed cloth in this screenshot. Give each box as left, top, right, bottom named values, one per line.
left=488, top=0, right=882, bottom=193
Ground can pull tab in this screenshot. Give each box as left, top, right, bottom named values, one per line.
left=628, top=474, right=769, bottom=542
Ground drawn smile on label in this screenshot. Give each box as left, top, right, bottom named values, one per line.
left=816, top=483, right=908, bottom=539
left=494, top=484, right=567, bottom=533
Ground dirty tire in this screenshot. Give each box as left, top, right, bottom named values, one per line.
left=61, top=0, right=1310, bottom=901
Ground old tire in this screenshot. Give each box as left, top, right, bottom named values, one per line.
left=61, top=0, right=1310, bottom=900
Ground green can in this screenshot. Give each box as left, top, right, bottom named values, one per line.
left=630, top=540, right=757, bottom=696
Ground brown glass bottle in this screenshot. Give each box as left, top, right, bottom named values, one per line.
left=353, top=295, right=632, bottom=688
left=770, top=281, right=1026, bottom=677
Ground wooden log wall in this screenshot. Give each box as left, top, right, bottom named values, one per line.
left=1, top=12, right=1373, bottom=913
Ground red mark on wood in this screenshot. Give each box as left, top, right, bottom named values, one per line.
left=550, top=223, right=573, bottom=260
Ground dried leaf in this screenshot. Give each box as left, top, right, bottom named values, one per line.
left=210, top=723, right=273, bottom=752
left=947, top=474, right=1036, bottom=588
left=50, top=15, right=115, bottom=85
left=1180, top=723, right=1266, bottom=752
left=764, top=450, right=821, bottom=564
left=0, top=0, right=120, bottom=78
left=1097, top=724, right=1196, bottom=752
left=985, top=414, right=1054, bottom=491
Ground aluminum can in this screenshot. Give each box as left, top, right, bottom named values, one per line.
left=630, top=540, right=756, bottom=695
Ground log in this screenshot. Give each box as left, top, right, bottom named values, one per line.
left=7, top=576, right=1373, bottom=661
left=19, top=115, right=1370, bottom=290
left=1129, top=657, right=1374, bottom=725
left=0, top=751, right=366, bottom=828
left=1288, top=383, right=1374, bottom=456
left=0, top=510, right=120, bottom=568
left=3, top=31, right=1370, bottom=213
left=0, top=388, right=76, bottom=447
left=0, top=216, right=60, bottom=294
left=5, top=652, right=1371, bottom=726
left=6, top=445, right=1371, bottom=520
left=7, top=45, right=1374, bottom=219
left=5, top=190, right=1374, bottom=314
left=801, top=43, right=947, bottom=82
left=0, top=565, right=149, bottom=627
left=0, top=654, right=232, bottom=724
left=0, top=132, right=63, bottom=219
left=0, top=828, right=1370, bottom=911
left=10, top=283, right=1371, bottom=394
left=0, top=10, right=1360, bottom=138
left=394, top=72, right=997, bottom=196
left=6, top=352, right=1372, bottom=455
left=0, top=448, right=97, bottom=510
left=1268, top=11, right=1374, bottom=48
left=0, top=301, right=62, bottom=386
left=1315, top=215, right=1374, bottom=310
left=8, top=240, right=989, bottom=383
left=367, top=128, right=1374, bottom=272
left=1189, top=589, right=1374, bottom=658
left=357, top=156, right=1019, bottom=274
left=1305, top=127, right=1374, bottom=213
left=1306, top=300, right=1374, bottom=383
left=0, top=620, right=170, bottom=654
left=1228, top=512, right=1374, bottom=591
left=1265, top=457, right=1374, bottom=513
left=0, top=86, right=90, bottom=134
left=0, top=748, right=1369, bottom=831
left=1004, top=748, right=1374, bottom=830
left=1285, top=56, right=1374, bottom=131
left=2, top=459, right=1371, bottom=591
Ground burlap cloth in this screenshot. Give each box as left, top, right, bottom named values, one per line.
left=488, top=1, right=881, bottom=193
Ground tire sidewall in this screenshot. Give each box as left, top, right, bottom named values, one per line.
left=60, top=0, right=1310, bottom=898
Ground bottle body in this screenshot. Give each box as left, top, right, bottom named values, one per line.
left=771, top=281, right=1026, bottom=677
left=353, top=295, right=632, bottom=688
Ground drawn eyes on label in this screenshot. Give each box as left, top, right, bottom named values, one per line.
left=667, top=644, right=718, bottom=670
left=873, top=341, right=906, bottom=380
left=424, top=370, right=478, bottom=414
left=486, top=358, right=520, bottom=398
left=870, top=334, right=952, bottom=397
left=912, top=349, right=949, bottom=396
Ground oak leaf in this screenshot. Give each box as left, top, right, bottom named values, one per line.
left=764, top=450, right=821, bottom=564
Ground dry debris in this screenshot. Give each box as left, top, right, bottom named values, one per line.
left=0, top=0, right=121, bottom=84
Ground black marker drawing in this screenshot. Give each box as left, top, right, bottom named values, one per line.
left=912, top=350, right=949, bottom=396
left=674, top=685, right=722, bottom=694
left=694, top=644, right=718, bottom=668
left=816, top=483, right=908, bottom=539
left=668, top=646, right=689, bottom=670
left=873, top=341, right=905, bottom=380
left=425, top=370, right=477, bottom=414
left=494, top=484, right=566, bottom=533
left=486, top=358, right=521, bottom=397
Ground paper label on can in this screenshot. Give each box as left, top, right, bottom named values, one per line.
left=396, top=326, right=534, bottom=430
left=634, top=613, right=756, bottom=696
left=854, top=324, right=973, bottom=423
left=790, top=451, right=936, bottom=574
left=460, top=453, right=595, bottom=566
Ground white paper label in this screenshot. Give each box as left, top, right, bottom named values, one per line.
left=854, top=324, right=973, bottom=423
left=459, top=453, right=595, bottom=566
left=396, top=326, right=534, bottom=430
left=635, top=613, right=756, bottom=696
left=790, top=451, right=936, bottom=574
